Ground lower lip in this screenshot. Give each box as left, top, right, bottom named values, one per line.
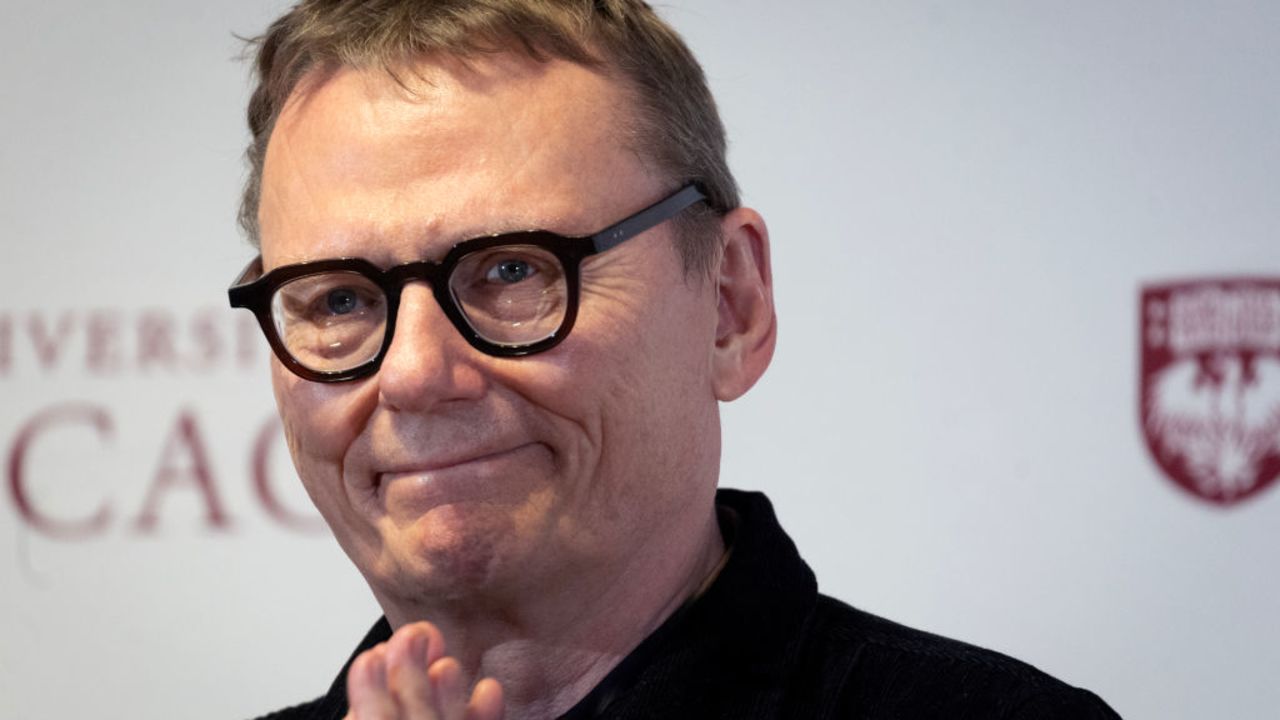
left=377, top=444, right=542, bottom=513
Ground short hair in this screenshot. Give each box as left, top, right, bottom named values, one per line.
left=239, top=0, right=740, bottom=277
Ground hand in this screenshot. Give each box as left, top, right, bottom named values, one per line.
left=342, top=622, right=505, bottom=720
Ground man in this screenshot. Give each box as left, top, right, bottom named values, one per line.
left=229, top=2, right=1121, bottom=718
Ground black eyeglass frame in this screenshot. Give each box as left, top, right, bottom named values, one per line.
left=228, top=184, right=707, bottom=383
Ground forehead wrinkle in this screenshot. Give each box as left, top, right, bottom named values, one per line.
left=263, top=68, right=469, bottom=265
left=397, top=53, right=649, bottom=231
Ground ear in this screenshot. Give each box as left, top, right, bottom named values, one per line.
left=711, top=207, right=777, bottom=401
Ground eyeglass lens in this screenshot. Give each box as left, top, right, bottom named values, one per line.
left=448, top=244, right=568, bottom=345
left=270, top=271, right=389, bottom=373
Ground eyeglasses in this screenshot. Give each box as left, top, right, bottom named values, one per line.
left=228, top=184, right=706, bottom=382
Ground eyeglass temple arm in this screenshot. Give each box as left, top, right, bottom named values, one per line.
left=227, top=256, right=265, bottom=306
left=590, top=184, right=706, bottom=253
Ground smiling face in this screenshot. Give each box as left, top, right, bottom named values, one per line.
left=257, top=53, right=726, bottom=613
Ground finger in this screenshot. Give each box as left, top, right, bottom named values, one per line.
left=428, top=657, right=468, bottom=719
left=400, top=621, right=448, bottom=666
left=464, top=678, right=505, bottom=720
left=386, top=624, right=435, bottom=717
left=347, top=645, right=397, bottom=720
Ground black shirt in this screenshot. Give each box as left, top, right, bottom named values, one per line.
left=256, top=489, right=1121, bottom=719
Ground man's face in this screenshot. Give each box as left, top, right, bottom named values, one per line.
left=258, top=54, right=724, bottom=610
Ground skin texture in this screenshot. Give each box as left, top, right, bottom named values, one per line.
left=259, top=52, right=775, bottom=720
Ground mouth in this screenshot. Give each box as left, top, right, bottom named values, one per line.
left=372, top=442, right=544, bottom=513
left=379, top=443, right=537, bottom=478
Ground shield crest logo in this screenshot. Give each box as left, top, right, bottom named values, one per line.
left=1140, top=278, right=1280, bottom=505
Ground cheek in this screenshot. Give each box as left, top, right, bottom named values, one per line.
left=548, top=281, right=718, bottom=491
left=270, top=360, right=377, bottom=505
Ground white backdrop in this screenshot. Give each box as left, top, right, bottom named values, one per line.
left=3, top=2, right=1278, bottom=718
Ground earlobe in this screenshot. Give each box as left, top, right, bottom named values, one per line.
left=711, top=207, right=777, bottom=401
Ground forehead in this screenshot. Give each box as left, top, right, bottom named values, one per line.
left=258, top=53, right=656, bottom=267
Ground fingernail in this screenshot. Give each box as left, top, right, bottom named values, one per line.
left=435, top=661, right=459, bottom=695
left=410, top=631, right=428, bottom=666
left=369, top=652, right=387, bottom=685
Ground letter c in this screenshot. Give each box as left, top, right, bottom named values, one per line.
left=7, top=404, right=113, bottom=539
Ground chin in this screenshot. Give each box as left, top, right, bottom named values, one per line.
left=379, top=503, right=523, bottom=600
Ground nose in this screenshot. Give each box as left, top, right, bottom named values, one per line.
left=376, top=282, right=488, bottom=412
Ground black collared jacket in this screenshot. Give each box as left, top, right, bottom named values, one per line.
left=256, top=489, right=1122, bottom=719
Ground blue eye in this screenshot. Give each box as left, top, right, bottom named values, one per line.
left=488, top=259, right=534, bottom=284
left=326, top=288, right=359, bottom=314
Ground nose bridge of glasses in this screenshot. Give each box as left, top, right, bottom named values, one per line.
left=381, top=259, right=459, bottom=317
left=382, top=259, right=461, bottom=344
left=384, top=259, right=446, bottom=291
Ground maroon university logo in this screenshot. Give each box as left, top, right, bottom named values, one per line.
left=1141, top=278, right=1280, bottom=506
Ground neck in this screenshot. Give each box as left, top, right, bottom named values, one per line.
left=375, top=504, right=726, bottom=720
